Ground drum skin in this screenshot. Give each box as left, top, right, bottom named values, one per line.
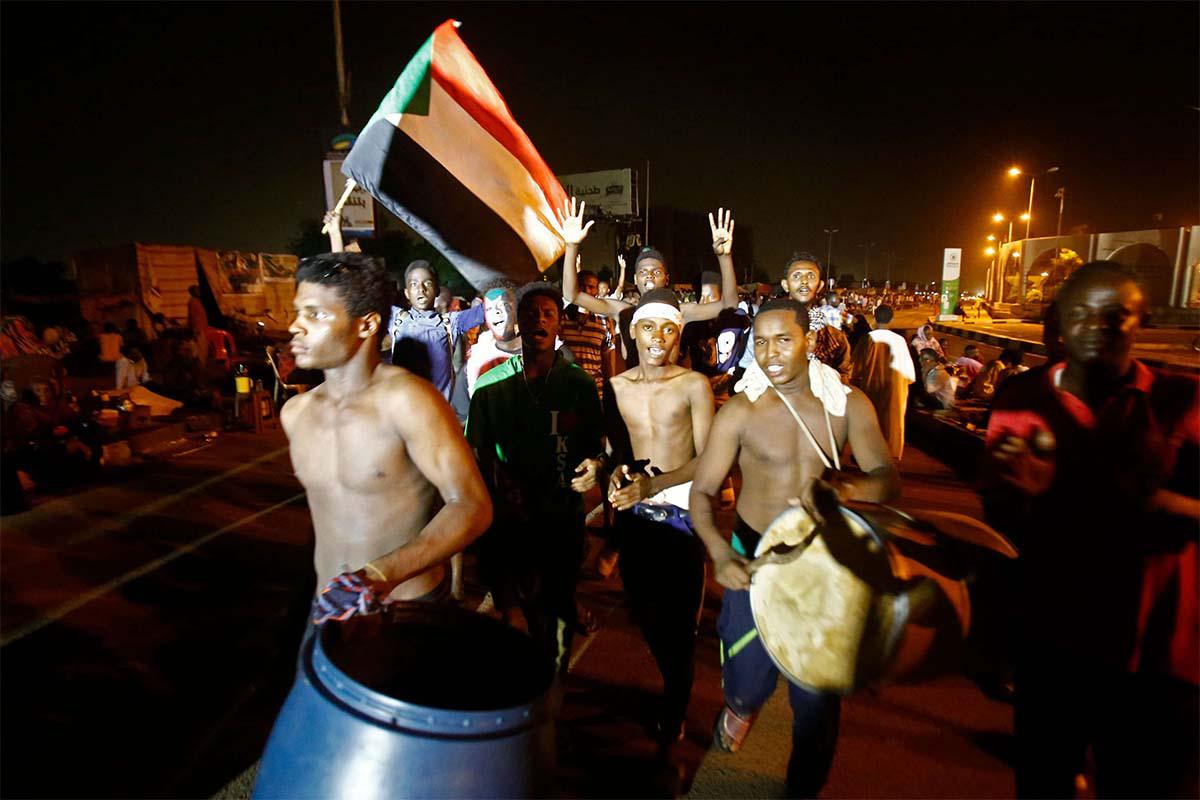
left=749, top=504, right=1009, bottom=694
left=254, top=604, right=556, bottom=800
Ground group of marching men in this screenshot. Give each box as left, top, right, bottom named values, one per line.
left=285, top=198, right=1198, bottom=798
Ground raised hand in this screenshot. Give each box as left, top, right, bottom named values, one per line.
left=709, top=208, right=735, bottom=256
left=558, top=197, right=595, bottom=246
left=616, top=253, right=626, bottom=271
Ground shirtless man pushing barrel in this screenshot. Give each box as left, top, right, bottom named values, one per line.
left=689, top=298, right=899, bottom=797
left=281, top=253, right=492, bottom=620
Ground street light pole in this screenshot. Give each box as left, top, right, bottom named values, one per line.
left=823, top=228, right=839, bottom=281
left=332, top=0, right=350, bottom=128
left=1025, top=177, right=1036, bottom=240
left=1055, top=187, right=1066, bottom=236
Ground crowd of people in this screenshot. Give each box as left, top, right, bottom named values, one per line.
left=287, top=197, right=1197, bottom=798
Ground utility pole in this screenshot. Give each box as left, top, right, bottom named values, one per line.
left=823, top=228, right=839, bottom=282
left=1055, top=186, right=1066, bottom=236
left=332, top=0, right=350, bottom=128
left=859, top=242, right=875, bottom=285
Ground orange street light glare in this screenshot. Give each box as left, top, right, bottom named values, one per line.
left=1020, top=212, right=1031, bottom=221
left=1007, top=166, right=1022, bottom=177
left=985, top=247, right=996, bottom=256
left=986, top=234, right=996, bottom=241
left=992, top=212, right=1005, bottom=223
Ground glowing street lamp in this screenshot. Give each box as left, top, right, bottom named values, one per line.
left=1007, top=166, right=1060, bottom=239
left=992, top=212, right=1005, bottom=224
left=986, top=234, right=996, bottom=241
left=984, top=247, right=996, bottom=256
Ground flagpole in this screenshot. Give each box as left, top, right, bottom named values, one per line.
left=321, top=179, right=358, bottom=233
left=332, top=0, right=350, bottom=128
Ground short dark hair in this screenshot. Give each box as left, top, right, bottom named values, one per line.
left=403, top=259, right=438, bottom=289
left=577, top=269, right=599, bottom=284
left=999, top=347, right=1024, bottom=366
left=964, top=344, right=979, bottom=356
left=1057, top=260, right=1144, bottom=312
left=638, top=287, right=681, bottom=309
left=874, top=304, right=894, bottom=324
left=295, top=253, right=393, bottom=323
left=755, top=298, right=810, bottom=332
left=635, top=247, right=666, bottom=268
left=481, top=277, right=518, bottom=296
left=516, top=282, right=562, bottom=317
left=824, top=291, right=839, bottom=304
left=785, top=252, right=824, bottom=274
left=700, top=271, right=721, bottom=288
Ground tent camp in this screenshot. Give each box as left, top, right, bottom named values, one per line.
left=73, top=243, right=299, bottom=336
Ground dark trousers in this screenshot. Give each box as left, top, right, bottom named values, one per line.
left=616, top=509, right=708, bottom=729
left=475, top=513, right=585, bottom=675
left=718, top=587, right=841, bottom=797
left=1015, top=649, right=1199, bottom=799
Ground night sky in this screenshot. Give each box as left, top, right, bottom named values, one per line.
left=3, top=2, right=1197, bottom=291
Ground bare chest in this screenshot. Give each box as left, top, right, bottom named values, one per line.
left=742, top=400, right=845, bottom=472
left=614, top=380, right=692, bottom=441
left=289, top=397, right=410, bottom=494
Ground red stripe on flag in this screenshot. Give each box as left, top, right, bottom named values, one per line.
left=430, top=20, right=568, bottom=216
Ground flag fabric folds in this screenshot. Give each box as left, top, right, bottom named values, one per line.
left=342, top=20, right=567, bottom=288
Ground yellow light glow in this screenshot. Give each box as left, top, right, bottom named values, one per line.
left=1040, top=271, right=1049, bottom=277
left=984, top=247, right=996, bottom=256
left=986, top=234, right=996, bottom=241
left=1020, top=212, right=1031, bottom=221
left=1008, top=167, right=1022, bottom=177
left=992, top=212, right=1005, bottom=223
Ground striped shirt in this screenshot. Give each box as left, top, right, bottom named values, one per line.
left=559, top=310, right=612, bottom=391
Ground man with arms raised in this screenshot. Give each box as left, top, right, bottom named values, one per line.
left=282, top=254, right=492, bottom=620
left=559, top=198, right=739, bottom=366
left=689, top=299, right=899, bottom=797
left=576, top=288, right=715, bottom=749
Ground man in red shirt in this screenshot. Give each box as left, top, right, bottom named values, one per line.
left=983, top=262, right=1198, bottom=798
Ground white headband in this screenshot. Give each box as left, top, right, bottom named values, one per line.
left=630, top=302, right=684, bottom=330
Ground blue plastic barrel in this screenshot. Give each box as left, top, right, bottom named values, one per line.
left=253, top=603, right=556, bottom=799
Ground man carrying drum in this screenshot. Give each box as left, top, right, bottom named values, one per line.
left=689, top=298, right=899, bottom=797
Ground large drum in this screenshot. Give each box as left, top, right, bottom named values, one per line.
left=253, top=603, right=556, bottom=799
left=749, top=500, right=1016, bottom=694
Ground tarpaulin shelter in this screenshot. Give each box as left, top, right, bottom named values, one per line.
left=73, top=243, right=300, bottom=336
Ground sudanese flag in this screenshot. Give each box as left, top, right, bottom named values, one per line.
left=342, top=20, right=567, bottom=288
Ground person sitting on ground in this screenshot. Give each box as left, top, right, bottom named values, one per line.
left=114, top=346, right=151, bottom=392
left=954, top=344, right=985, bottom=385
left=919, top=349, right=957, bottom=409
left=911, top=324, right=945, bottom=358
left=558, top=197, right=738, bottom=367
left=972, top=347, right=1026, bottom=402
left=160, top=340, right=213, bottom=407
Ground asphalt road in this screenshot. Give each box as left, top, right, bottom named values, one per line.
left=0, top=428, right=1015, bottom=799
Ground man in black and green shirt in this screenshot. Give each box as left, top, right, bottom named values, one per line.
left=467, top=283, right=604, bottom=673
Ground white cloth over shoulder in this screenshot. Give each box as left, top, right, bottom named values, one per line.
left=734, top=358, right=851, bottom=416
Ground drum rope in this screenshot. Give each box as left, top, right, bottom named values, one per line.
left=770, top=385, right=841, bottom=471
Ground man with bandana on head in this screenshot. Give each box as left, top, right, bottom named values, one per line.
left=579, top=287, right=716, bottom=752
left=558, top=198, right=739, bottom=368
